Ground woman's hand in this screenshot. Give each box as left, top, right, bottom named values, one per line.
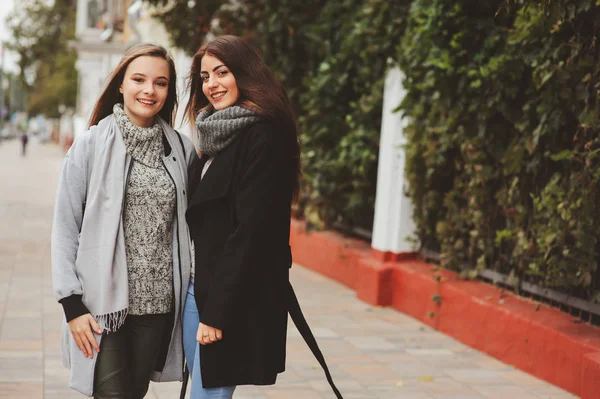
left=68, top=313, right=102, bottom=358
left=197, top=322, right=222, bottom=345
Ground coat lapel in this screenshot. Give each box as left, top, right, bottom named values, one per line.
left=188, top=136, right=242, bottom=210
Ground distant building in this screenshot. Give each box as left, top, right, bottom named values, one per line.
left=70, top=0, right=193, bottom=147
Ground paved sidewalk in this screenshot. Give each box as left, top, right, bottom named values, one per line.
left=0, top=138, right=578, bottom=399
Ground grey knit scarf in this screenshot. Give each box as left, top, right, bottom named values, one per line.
left=195, top=106, right=260, bottom=156
left=113, top=103, right=163, bottom=168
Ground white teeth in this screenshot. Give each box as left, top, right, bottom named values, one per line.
left=138, top=99, right=155, bottom=105
left=211, top=92, right=226, bottom=99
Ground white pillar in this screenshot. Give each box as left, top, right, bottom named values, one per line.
left=371, top=66, right=417, bottom=255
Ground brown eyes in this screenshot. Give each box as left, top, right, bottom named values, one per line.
left=132, top=77, right=167, bottom=87
left=201, top=70, right=229, bottom=83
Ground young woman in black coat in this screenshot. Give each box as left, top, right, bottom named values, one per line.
left=182, top=35, right=302, bottom=398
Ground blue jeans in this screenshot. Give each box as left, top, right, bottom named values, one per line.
left=183, top=278, right=236, bottom=399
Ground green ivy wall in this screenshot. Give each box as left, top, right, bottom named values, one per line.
left=148, top=0, right=600, bottom=300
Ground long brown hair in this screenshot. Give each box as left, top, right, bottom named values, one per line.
left=88, top=43, right=178, bottom=128
left=185, top=35, right=302, bottom=201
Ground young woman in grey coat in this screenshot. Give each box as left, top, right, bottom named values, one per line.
left=51, top=43, right=197, bottom=398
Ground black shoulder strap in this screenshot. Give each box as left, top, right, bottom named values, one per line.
left=175, top=130, right=185, bottom=154
left=180, top=366, right=189, bottom=399
left=287, top=282, right=344, bottom=398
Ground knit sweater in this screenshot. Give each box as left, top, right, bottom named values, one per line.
left=115, top=104, right=176, bottom=315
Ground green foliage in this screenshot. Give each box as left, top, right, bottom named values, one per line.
left=150, top=0, right=410, bottom=230
left=147, top=0, right=600, bottom=298
left=297, top=0, right=410, bottom=228
left=399, top=0, right=600, bottom=299
left=5, top=0, right=77, bottom=116
left=143, top=0, right=224, bottom=55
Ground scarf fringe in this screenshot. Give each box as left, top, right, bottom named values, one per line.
left=95, top=308, right=128, bottom=333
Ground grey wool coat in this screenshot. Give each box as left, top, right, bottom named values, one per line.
left=51, top=113, right=196, bottom=396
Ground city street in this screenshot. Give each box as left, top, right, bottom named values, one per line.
left=0, top=138, right=578, bottom=399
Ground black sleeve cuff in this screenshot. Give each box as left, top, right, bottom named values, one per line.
left=59, top=294, right=90, bottom=322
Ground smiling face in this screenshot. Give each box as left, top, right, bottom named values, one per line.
left=200, top=54, right=240, bottom=110
left=119, top=56, right=170, bottom=127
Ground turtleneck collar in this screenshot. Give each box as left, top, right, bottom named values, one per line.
left=113, top=103, right=164, bottom=168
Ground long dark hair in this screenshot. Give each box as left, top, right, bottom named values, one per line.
left=185, top=35, right=302, bottom=202
left=88, top=43, right=178, bottom=128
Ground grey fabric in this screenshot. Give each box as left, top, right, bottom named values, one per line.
left=113, top=103, right=163, bottom=168
left=195, top=106, right=260, bottom=156
left=114, top=104, right=176, bottom=315
left=52, top=113, right=197, bottom=396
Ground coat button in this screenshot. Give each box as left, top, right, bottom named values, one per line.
left=173, top=156, right=177, bottom=161
left=183, top=190, right=186, bottom=195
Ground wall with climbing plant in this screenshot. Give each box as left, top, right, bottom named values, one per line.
left=146, top=0, right=600, bottom=300
left=398, top=0, right=600, bottom=300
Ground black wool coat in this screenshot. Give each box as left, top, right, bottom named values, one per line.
left=186, top=120, right=294, bottom=388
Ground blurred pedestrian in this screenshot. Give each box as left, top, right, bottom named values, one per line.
left=51, top=43, right=196, bottom=398
left=20, top=131, right=28, bottom=156
left=182, top=35, right=342, bottom=399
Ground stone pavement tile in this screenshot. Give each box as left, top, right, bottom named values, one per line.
left=264, top=388, right=324, bottom=399
left=307, top=378, right=363, bottom=392
left=406, top=348, right=454, bottom=356
left=344, top=336, right=397, bottom=350
left=45, top=391, right=86, bottom=399
left=524, top=384, right=579, bottom=399
left=288, top=362, right=343, bottom=381
left=378, top=393, right=432, bottom=399
left=5, top=310, right=41, bottom=318
left=310, top=327, right=340, bottom=338
left=369, top=351, right=427, bottom=365
left=0, top=270, right=11, bottom=284
left=389, top=361, right=447, bottom=378
left=0, top=350, right=43, bottom=382
left=274, top=368, right=304, bottom=384
left=300, top=338, right=357, bottom=357
left=500, top=369, right=576, bottom=396
left=0, top=339, right=42, bottom=350
left=418, top=353, right=478, bottom=370
left=326, top=353, right=377, bottom=364
left=443, top=369, right=515, bottom=385
left=44, top=357, right=70, bottom=379
left=401, top=376, right=482, bottom=397
left=44, top=372, right=85, bottom=399
left=149, top=381, right=187, bottom=398
left=5, top=293, right=40, bottom=310
left=338, top=363, right=399, bottom=384
left=472, top=356, right=514, bottom=370
left=0, top=318, right=42, bottom=340
left=470, top=384, right=539, bottom=399
left=0, top=382, right=43, bottom=398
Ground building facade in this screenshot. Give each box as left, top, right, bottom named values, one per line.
left=71, top=0, right=193, bottom=143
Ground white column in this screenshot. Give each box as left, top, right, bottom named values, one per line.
left=74, top=55, right=106, bottom=137
left=371, top=66, right=417, bottom=254
left=76, top=0, right=89, bottom=38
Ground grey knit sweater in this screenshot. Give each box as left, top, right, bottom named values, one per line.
left=115, top=104, right=175, bottom=315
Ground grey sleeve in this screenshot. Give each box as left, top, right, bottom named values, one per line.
left=181, top=133, right=199, bottom=171
left=51, top=136, right=90, bottom=303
